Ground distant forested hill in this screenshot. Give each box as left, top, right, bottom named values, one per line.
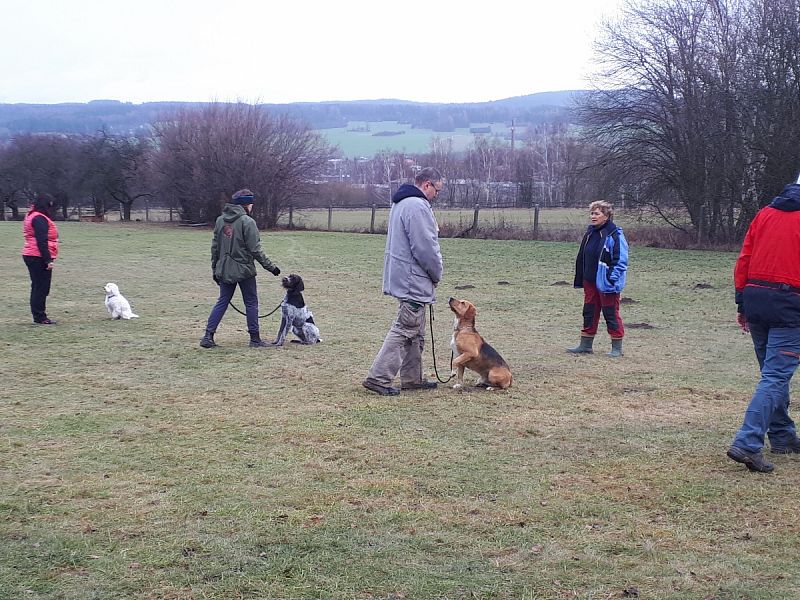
left=0, top=91, right=587, bottom=138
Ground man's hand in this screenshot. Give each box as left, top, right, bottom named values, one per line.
left=737, top=312, right=749, bottom=333
left=213, top=273, right=220, bottom=285
left=45, top=262, right=54, bottom=271
left=269, top=266, right=281, bottom=276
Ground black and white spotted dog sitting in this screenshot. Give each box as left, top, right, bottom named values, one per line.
left=270, top=274, right=322, bottom=346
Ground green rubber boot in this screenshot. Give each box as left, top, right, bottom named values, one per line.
left=566, top=336, right=594, bottom=354
left=607, top=338, right=624, bottom=358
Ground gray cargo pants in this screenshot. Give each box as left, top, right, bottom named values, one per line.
left=365, top=300, right=427, bottom=387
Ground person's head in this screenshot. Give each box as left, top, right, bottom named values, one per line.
left=415, top=167, right=444, bottom=202
left=32, top=192, right=57, bottom=215
left=231, top=188, right=255, bottom=213
left=589, top=200, right=613, bottom=226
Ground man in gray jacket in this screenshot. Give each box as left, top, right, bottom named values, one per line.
left=363, top=167, right=445, bottom=396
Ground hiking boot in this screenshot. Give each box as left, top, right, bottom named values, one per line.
left=727, top=446, right=774, bottom=473
left=249, top=339, right=270, bottom=348
left=200, top=332, right=217, bottom=348
left=770, top=437, right=800, bottom=454
left=608, top=338, right=624, bottom=358
left=362, top=379, right=400, bottom=396
left=401, top=380, right=438, bottom=391
left=567, top=336, right=594, bottom=354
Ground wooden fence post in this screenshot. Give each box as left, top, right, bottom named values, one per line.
left=288, top=205, right=294, bottom=229
left=327, top=205, right=333, bottom=231
left=472, top=204, right=480, bottom=236
left=533, top=203, right=540, bottom=236
left=370, top=204, right=376, bottom=233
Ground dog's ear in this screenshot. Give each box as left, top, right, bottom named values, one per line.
left=292, top=275, right=304, bottom=292
left=464, top=302, right=476, bottom=320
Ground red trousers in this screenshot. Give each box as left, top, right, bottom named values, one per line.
left=581, top=281, right=624, bottom=339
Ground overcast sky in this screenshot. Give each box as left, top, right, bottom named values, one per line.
left=1, top=0, right=624, bottom=105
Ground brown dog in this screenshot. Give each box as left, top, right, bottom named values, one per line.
left=448, top=297, right=513, bottom=390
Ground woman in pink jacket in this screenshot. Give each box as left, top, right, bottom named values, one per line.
left=22, top=193, right=59, bottom=325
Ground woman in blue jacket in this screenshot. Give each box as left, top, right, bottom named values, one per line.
left=567, top=200, right=629, bottom=357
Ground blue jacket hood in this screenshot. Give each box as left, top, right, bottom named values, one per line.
left=392, top=183, right=427, bottom=204
left=769, top=183, right=800, bottom=212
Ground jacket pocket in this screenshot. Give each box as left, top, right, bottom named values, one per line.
left=407, top=264, right=433, bottom=300
left=219, top=255, right=255, bottom=284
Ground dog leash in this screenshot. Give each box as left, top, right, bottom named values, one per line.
left=227, top=299, right=283, bottom=319
left=429, top=304, right=454, bottom=384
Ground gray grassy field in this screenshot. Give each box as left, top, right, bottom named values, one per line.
left=2, top=222, right=799, bottom=599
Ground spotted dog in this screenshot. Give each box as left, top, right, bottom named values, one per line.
left=271, top=274, right=322, bottom=345
left=448, top=297, right=512, bottom=390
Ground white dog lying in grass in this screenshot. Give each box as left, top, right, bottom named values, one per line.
left=104, top=283, right=139, bottom=319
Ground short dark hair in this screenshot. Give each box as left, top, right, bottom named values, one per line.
left=415, top=167, right=443, bottom=187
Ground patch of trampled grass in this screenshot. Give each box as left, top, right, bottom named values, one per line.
left=2, top=222, right=799, bottom=599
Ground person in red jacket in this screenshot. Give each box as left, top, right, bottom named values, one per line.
left=21, top=193, right=60, bottom=325
left=727, top=180, right=800, bottom=473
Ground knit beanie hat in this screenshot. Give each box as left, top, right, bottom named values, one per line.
left=232, top=189, right=255, bottom=205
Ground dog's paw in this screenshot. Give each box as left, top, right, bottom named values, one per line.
left=452, top=383, right=463, bottom=390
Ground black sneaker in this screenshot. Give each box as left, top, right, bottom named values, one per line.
left=401, top=380, right=438, bottom=390
left=249, top=340, right=269, bottom=348
left=362, top=380, right=400, bottom=396
left=770, top=437, right=800, bottom=454
left=199, top=336, right=217, bottom=348
left=35, top=319, right=57, bottom=325
left=727, top=446, right=774, bottom=473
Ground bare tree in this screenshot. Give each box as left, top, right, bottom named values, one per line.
left=78, top=131, right=153, bottom=220
left=0, top=134, right=81, bottom=219
left=580, top=0, right=800, bottom=242
left=0, top=144, right=24, bottom=220
left=151, top=102, right=336, bottom=227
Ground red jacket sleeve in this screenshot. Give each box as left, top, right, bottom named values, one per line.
left=734, top=214, right=758, bottom=291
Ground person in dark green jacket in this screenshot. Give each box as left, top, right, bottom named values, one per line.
left=200, top=189, right=281, bottom=348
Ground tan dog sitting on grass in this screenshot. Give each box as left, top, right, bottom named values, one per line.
left=448, top=297, right=513, bottom=390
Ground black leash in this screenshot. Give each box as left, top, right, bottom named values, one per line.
left=228, top=299, right=283, bottom=319
left=429, top=304, right=454, bottom=384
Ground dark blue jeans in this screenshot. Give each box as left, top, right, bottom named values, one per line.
left=732, top=323, right=800, bottom=452
left=205, top=276, right=260, bottom=336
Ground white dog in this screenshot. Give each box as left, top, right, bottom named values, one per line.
left=104, top=283, right=139, bottom=319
